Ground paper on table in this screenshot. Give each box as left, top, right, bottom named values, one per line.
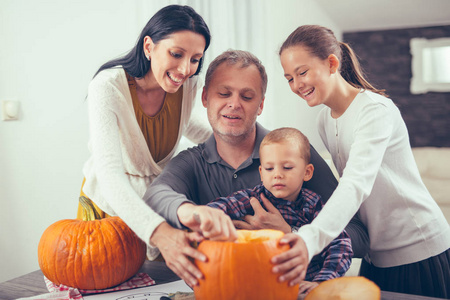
left=83, top=280, right=192, bottom=300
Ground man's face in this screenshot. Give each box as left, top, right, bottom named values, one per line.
left=202, top=63, right=265, bottom=142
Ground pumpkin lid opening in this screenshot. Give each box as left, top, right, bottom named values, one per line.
left=236, top=229, right=284, bottom=243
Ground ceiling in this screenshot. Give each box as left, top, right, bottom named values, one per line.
left=315, top=0, right=450, bottom=32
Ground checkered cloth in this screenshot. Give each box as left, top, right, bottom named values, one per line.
left=17, top=273, right=155, bottom=300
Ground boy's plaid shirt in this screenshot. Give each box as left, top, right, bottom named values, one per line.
left=207, top=183, right=353, bottom=281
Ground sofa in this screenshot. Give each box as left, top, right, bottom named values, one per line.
left=412, top=147, right=450, bottom=224
left=321, top=147, right=450, bottom=276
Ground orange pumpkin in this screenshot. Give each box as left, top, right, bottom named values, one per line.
left=305, top=276, right=381, bottom=300
left=38, top=197, right=146, bottom=290
left=193, top=229, right=299, bottom=300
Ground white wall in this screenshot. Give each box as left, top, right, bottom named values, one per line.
left=261, top=0, right=342, bottom=149
left=0, top=0, right=144, bottom=282
left=0, top=0, right=340, bottom=283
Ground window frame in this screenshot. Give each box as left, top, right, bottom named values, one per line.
left=410, top=37, right=450, bottom=94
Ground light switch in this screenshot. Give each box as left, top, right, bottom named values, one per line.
left=2, top=100, right=20, bottom=121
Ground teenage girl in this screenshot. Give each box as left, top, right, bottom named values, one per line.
left=273, top=25, right=450, bottom=298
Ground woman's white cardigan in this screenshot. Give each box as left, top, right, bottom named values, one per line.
left=82, top=67, right=211, bottom=257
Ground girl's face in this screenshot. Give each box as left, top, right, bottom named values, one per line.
left=145, top=30, right=206, bottom=93
left=280, top=45, right=334, bottom=107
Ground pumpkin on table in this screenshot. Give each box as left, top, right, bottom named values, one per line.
left=193, top=229, right=299, bottom=300
left=37, top=197, right=146, bottom=290
left=305, top=276, right=381, bottom=300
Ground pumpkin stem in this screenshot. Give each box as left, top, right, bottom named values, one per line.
left=79, top=196, right=102, bottom=221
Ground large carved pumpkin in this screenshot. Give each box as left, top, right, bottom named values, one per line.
left=193, top=229, right=299, bottom=300
left=38, top=197, right=146, bottom=290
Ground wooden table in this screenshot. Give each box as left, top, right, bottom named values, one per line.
left=0, top=261, right=446, bottom=300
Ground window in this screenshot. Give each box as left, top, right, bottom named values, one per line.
left=410, top=37, right=450, bottom=94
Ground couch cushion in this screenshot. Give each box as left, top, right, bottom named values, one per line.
left=412, top=147, right=450, bottom=224
left=412, top=147, right=450, bottom=179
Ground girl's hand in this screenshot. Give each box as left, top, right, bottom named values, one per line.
left=177, top=203, right=237, bottom=241
left=271, top=233, right=309, bottom=286
left=299, top=281, right=319, bottom=295
left=149, top=222, right=206, bottom=287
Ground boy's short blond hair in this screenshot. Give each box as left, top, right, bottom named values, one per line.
left=260, top=127, right=310, bottom=163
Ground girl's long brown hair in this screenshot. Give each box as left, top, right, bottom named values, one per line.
left=279, top=25, right=387, bottom=97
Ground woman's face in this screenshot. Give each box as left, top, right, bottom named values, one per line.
left=145, top=30, right=206, bottom=93
left=280, top=45, right=333, bottom=107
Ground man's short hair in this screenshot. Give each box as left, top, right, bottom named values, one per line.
left=204, top=49, right=268, bottom=97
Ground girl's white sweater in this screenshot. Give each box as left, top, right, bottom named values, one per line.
left=299, top=90, right=450, bottom=267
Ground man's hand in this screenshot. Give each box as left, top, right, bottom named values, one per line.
left=271, top=233, right=309, bottom=287
left=149, top=222, right=206, bottom=287
left=232, top=193, right=291, bottom=233
left=177, top=203, right=237, bottom=241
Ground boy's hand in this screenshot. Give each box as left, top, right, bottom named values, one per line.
left=232, top=193, right=291, bottom=233
left=271, top=233, right=309, bottom=286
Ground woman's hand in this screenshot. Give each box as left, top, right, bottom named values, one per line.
left=233, top=194, right=291, bottom=233
left=149, top=222, right=206, bottom=287
left=177, top=203, right=238, bottom=241
left=271, top=233, right=309, bottom=286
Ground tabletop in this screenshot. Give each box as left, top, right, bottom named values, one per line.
left=0, top=261, right=446, bottom=300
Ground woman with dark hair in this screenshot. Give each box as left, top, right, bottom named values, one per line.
left=77, top=4, right=213, bottom=283
left=273, top=25, right=450, bottom=298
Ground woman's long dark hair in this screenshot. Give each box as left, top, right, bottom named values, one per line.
left=94, top=5, right=211, bottom=78
left=279, top=25, right=387, bottom=96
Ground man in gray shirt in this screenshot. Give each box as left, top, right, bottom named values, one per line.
left=146, top=50, right=368, bottom=287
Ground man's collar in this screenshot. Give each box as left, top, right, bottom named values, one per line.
left=202, top=134, right=220, bottom=163
left=252, top=122, right=269, bottom=159
left=202, top=122, right=269, bottom=164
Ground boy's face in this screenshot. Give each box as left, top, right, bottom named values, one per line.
left=259, top=141, right=314, bottom=202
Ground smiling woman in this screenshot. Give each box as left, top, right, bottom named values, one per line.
left=139, top=31, right=206, bottom=96
left=74, top=4, right=214, bottom=285
left=135, top=31, right=206, bottom=116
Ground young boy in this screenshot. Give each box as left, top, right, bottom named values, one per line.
left=207, top=127, right=353, bottom=294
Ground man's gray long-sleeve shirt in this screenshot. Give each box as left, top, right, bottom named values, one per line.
left=143, top=123, right=369, bottom=257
